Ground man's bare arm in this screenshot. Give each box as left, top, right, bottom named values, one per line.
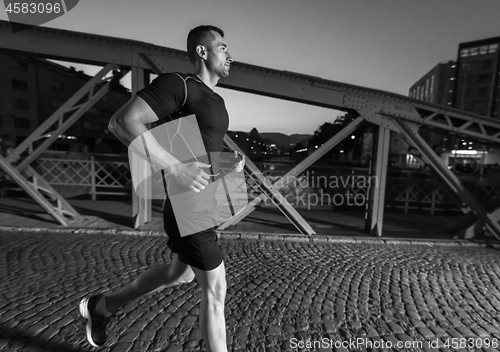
left=108, top=95, right=210, bottom=192
left=108, top=95, right=180, bottom=171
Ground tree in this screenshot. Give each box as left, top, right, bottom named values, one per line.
left=294, top=142, right=305, bottom=151
left=307, top=111, right=364, bottom=160
left=250, top=128, right=259, bottom=138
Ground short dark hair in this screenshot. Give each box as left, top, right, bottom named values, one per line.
left=187, top=25, right=224, bottom=63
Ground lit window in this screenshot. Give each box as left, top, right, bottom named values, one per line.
left=480, top=46, right=488, bottom=54
left=488, top=44, right=498, bottom=53
left=470, top=47, right=478, bottom=56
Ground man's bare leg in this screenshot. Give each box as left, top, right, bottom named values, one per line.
left=192, top=261, right=228, bottom=352
left=99, top=253, right=195, bottom=316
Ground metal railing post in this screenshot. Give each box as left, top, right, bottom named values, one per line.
left=90, top=155, right=96, bottom=201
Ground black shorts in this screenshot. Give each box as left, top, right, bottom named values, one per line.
left=163, top=199, right=223, bottom=271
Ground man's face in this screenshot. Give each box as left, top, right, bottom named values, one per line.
left=205, top=31, right=233, bottom=78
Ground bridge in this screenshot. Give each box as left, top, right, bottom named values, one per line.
left=1, top=20, right=499, bottom=239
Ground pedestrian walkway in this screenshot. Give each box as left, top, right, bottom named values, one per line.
left=0, top=196, right=475, bottom=240
left=1, top=229, right=500, bottom=352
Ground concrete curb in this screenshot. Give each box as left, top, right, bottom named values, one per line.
left=1, top=225, right=497, bottom=248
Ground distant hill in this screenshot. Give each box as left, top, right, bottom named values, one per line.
left=260, top=133, right=312, bottom=149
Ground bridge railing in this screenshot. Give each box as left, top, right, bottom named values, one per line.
left=2, top=155, right=499, bottom=214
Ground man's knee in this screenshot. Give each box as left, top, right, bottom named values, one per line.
left=203, top=274, right=226, bottom=303
left=194, top=261, right=227, bottom=302
left=203, top=281, right=226, bottom=306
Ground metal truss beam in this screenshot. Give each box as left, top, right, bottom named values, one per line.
left=388, top=114, right=500, bottom=240
left=343, top=92, right=500, bottom=238
left=342, top=94, right=500, bottom=145
left=3, top=19, right=499, bottom=148
left=217, top=116, right=364, bottom=230
left=2, top=21, right=500, bottom=237
left=0, top=155, right=80, bottom=225
left=7, top=64, right=127, bottom=170
left=1, top=64, right=127, bottom=226
left=222, top=136, right=316, bottom=235
left=365, top=126, right=390, bottom=237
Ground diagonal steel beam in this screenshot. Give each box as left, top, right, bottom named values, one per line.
left=8, top=65, right=128, bottom=171
left=0, top=64, right=127, bottom=226
left=24, top=165, right=83, bottom=221
left=217, top=116, right=364, bottom=230
left=388, top=114, right=500, bottom=240
left=0, top=155, right=75, bottom=225
left=222, top=136, right=316, bottom=235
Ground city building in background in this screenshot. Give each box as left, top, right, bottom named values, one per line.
left=454, top=37, right=500, bottom=118
left=409, top=60, right=457, bottom=154
left=0, top=52, right=130, bottom=154
left=409, top=35, right=500, bottom=171
left=409, top=60, right=456, bottom=106
left=227, top=129, right=282, bottom=160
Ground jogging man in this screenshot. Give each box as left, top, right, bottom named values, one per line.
left=79, top=25, right=242, bottom=352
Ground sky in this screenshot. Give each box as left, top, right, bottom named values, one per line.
left=2, top=0, right=500, bottom=135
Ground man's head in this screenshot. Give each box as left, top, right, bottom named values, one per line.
left=187, top=25, right=233, bottom=78
left=187, top=25, right=224, bottom=63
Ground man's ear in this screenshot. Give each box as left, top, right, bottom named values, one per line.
left=196, top=45, right=207, bottom=60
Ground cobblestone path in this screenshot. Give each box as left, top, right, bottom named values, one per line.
left=1, top=231, right=500, bottom=352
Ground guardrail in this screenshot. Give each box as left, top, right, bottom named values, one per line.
left=2, top=155, right=499, bottom=214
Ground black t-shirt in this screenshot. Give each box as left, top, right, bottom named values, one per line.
left=136, top=72, right=232, bottom=201
left=136, top=72, right=229, bottom=154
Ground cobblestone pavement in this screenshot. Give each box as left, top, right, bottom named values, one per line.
left=1, top=231, right=500, bottom=352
